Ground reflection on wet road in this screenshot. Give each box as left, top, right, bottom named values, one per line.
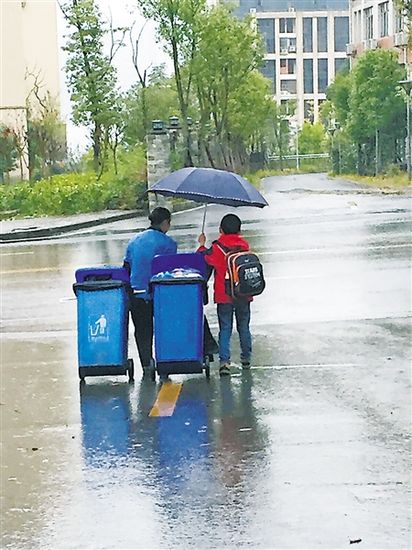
left=1, top=174, right=411, bottom=549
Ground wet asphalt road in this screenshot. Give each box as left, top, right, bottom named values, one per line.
left=1, top=174, right=411, bottom=549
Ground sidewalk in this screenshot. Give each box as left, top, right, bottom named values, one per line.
left=0, top=210, right=140, bottom=243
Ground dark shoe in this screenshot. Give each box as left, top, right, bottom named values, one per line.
left=159, top=373, right=170, bottom=383
left=219, top=363, right=231, bottom=377
left=241, top=361, right=251, bottom=370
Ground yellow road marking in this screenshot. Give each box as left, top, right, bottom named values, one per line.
left=149, top=382, right=182, bottom=417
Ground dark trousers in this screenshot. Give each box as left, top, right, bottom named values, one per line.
left=130, top=297, right=153, bottom=370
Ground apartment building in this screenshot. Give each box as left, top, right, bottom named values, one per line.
left=231, top=1, right=350, bottom=125
left=347, top=0, right=410, bottom=75
left=0, top=0, right=62, bottom=179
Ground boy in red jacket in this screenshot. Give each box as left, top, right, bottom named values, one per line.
left=197, top=213, right=252, bottom=376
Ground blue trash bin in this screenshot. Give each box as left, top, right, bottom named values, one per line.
left=151, top=267, right=209, bottom=378
left=73, top=266, right=134, bottom=382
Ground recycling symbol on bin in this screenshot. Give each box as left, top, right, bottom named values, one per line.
left=88, top=314, right=109, bottom=341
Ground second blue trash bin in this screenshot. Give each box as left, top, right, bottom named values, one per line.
left=73, top=266, right=134, bottom=382
left=150, top=253, right=209, bottom=378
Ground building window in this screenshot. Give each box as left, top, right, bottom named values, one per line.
left=318, top=59, right=328, bottom=93
left=335, top=58, right=349, bottom=75
left=317, top=17, right=328, bottom=53
left=280, top=37, right=297, bottom=54
left=280, top=80, right=296, bottom=94
left=364, top=8, right=374, bottom=40
left=279, top=18, right=296, bottom=34
left=260, top=60, right=276, bottom=94
left=280, top=58, right=296, bottom=75
left=303, top=18, right=313, bottom=52
left=257, top=19, right=275, bottom=54
left=379, top=2, right=389, bottom=37
left=304, top=59, right=313, bottom=94
left=395, top=9, right=406, bottom=33
left=280, top=99, right=295, bottom=115
left=304, top=100, right=314, bottom=123
left=334, top=16, right=349, bottom=51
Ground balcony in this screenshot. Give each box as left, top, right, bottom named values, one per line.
left=365, top=38, right=378, bottom=50
left=346, top=43, right=357, bottom=56
left=394, top=31, right=408, bottom=47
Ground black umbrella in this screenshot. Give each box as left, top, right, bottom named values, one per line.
left=148, top=167, right=268, bottom=231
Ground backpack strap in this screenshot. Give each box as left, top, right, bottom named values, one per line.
left=213, top=240, right=228, bottom=255
left=213, top=240, right=242, bottom=254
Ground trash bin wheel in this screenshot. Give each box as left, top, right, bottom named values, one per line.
left=127, top=358, right=134, bottom=382
left=204, top=356, right=210, bottom=379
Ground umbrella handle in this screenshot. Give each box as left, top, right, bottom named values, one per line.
left=201, top=204, right=208, bottom=234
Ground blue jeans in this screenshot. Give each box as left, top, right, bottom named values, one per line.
left=217, top=301, right=252, bottom=364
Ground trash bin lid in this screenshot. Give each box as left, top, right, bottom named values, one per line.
left=75, top=266, right=130, bottom=284
left=150, top=268, right=204, bottom=284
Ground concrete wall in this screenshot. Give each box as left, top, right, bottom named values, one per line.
left=0, top=0, right=61, bottom=180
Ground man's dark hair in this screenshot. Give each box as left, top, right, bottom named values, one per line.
left=149, top=207, right=171, bottom=226
left=220, top=213, right=241, bottom=235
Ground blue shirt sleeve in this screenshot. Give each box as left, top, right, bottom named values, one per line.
left=166, top=237, right=178, bottom=255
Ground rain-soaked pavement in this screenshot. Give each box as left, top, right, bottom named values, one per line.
left=1, top=174, right=411, bottom=549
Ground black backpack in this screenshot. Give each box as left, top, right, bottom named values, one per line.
left=215, top=242, right=265, bottom=299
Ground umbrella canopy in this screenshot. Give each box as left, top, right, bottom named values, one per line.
left=148, top=167, right=268, bottom=208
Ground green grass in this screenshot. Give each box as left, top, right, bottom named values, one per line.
left=339, top=173, right=411, bottom=191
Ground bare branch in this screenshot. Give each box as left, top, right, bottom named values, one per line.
left=25, top=69, right=48, bottom=111
left=108, top=9, right=128, bottom=63
left=129, top=20, right=152, bottom=87
left=57, top=0, right=69, bottom=21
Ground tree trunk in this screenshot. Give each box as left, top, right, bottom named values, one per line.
left=93, top=123, right=102, bottom=174
left=170, top=37, right=193, bottom=166
left=205, top=143, right=216, bottom=168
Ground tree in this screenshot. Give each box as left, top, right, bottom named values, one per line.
left=298, top=122, right=326, bottom=155
left=122, top=66, right=179, bottom=147
left=61, top=0, right=122, bottom=173
left=0, top=125, right=18, bottom=182
left=27, top=94, right=66, bottom=179
left=326, top=69, right=351, bottom=127
left=192, top=5, right=264, bottom=169
left=227, top=71, right=275, bottom=169
left=137, top=0, right=207, bottom=165
left=347, top=49, right=406, bottom=174
left=265, top=101, right=294, bottom=171
left=326, top=49, right=406, bottom=175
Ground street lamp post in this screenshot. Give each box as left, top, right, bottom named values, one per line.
left=296, top=127, right=300, bottom=171
left=327, top=121, right=340, bottom=174
left=399, top=79, right=412, bottom=183
left=328, top=126, right=336, bottom=172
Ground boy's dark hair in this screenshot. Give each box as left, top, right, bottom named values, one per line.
left=220, top=213, right=241, bottom=235
left=149, top=207, right=171, bottom=226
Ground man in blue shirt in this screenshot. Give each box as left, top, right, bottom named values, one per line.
left=124, top=207, right=177, bottom=377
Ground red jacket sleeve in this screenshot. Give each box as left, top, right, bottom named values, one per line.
left=196, top=243, right=222, bottom=268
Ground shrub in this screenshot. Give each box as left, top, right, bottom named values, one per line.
left=0, top=146, right=148, bottom=218
left=0, top=172, right=147, bottom=217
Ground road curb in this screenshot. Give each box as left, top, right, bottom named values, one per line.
left=0, top=210, right=140, bottom=243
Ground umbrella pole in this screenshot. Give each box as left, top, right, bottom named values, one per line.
left=201, top=204, right=208, bottom=233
